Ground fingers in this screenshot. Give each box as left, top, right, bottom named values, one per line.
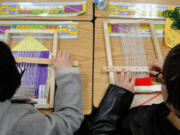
left=57, top=50, right=71, bottom=58
left=120, top=69, right=125, bottom=82
left=149, top=59, right=163, bottom=70
left=149, top=59, right=163, bottom=78
left=62, top=50, right=66, bottom=58
left=64, top=51, right=72, bottom=61
left=64, top=50, right=69, bottom=57
left=118, top=69, right=133, bottom=83
left=130, top=77, right=135, bottom=86
left=57, top=51, right=62, bottom=57
left=114, top=72, right=119, bottom=84
left=149, top=63, right=154, bottom=70
left=53, top=50, right=72, bottom=70
left=69, top=55, right=72, bottom=61
left=115, top=69, right=135, bottom=93
left=124, top=71, right=131, bottom=82
left=149, top=70, right=159, bottom=76
left=120, top=69, right=132, bottom=83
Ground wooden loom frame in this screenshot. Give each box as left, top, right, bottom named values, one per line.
left=103, top=20, right=164, bottom=93
left=4, top=29, right=58, bottom=109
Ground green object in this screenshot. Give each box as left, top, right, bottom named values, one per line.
left=39, top=25, right=44, bottom=29
left=162, top=7, right=180, bottom=30
left=30, top=25, right=35, bottom=29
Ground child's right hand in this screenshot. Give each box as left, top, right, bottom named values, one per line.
left=52, top=50, right=72, bottom=70
left=149, top=59, right=163, bottom=81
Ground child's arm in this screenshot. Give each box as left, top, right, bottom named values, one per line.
left=90, top=70, right=135, bottom=135
left=52, top=50, right=84, bottom=133
left=15, top=51, right=83, bottom=135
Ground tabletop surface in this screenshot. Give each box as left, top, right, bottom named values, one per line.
left=95, top=0, right=180, bottom=18
left=0, top=0, right=93, bottom=21
left=5, top=20, right=93, bottom=115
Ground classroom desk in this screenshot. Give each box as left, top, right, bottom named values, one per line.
left=0, top=0, right=93, bottom=21
left=6, top=21, right=93, bottom=115
left=95, top=0, right=180, bottom=18
left=94, top=18, right=170, bottom=108
left=59, top=21, right=93, bottom=114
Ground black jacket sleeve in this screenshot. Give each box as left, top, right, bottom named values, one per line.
left=90, top=84, right=134, bottom=135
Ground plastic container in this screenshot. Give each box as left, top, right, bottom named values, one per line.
left=94, top=0, right=107, bottom=10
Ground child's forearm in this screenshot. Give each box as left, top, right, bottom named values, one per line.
left=90, top=84, right=134, bottom=135
left=53, top=67, right=84, bottom=132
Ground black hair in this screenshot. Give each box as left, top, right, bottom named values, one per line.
left=163, top=43, right=180, bottom=113
left=0, top=41, right=21, bottom=101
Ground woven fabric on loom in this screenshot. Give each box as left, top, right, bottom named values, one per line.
left=11, top=35, right=50, bottom=100
left=12, top=51, right=49, bottom=99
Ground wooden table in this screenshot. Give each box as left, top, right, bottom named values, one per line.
left=94, top=18, right=170, bottom=108
left=6, top=21, right=93, bottom=114
left=60, top=21, right=93, bottom=114
left=0, top=0, right=93, bottom=21
left=95, top=0, right=180, bottom=18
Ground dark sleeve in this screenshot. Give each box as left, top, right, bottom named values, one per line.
left=90, top=84, right=134, bottom=135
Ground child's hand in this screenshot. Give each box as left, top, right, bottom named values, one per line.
left=114, top=69, right=135, bottom=93
left=149, top=59, right=163, bottom=81
left=52, top=50, right=72, bottom=70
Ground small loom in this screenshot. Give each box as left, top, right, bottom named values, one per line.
left=103, top=20, right=164, bottom=93
left=4, top=29, right=58, bottom=109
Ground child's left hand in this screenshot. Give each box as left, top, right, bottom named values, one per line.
left=114, top=69, right=135, bottom=93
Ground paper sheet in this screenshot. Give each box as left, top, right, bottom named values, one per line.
left=12, top=35, right=48, bottom=51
